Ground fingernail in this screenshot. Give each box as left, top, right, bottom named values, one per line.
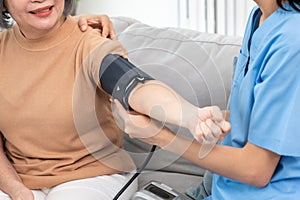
left=81, top=25, right=87, bottom=30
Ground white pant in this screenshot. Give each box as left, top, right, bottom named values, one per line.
left=0, top=173, right=138, bottom=200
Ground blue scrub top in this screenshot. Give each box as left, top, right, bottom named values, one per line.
left=207, top=3, right=300, bottom=200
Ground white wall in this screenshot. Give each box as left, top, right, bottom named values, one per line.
left=182, top=0, right=256, bottom=36
left=76, top=0, right=256, bottom=37
left=76, top=0, right=180, bottom=28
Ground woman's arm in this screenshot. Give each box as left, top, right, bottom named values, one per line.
left=0, top=134, right=33, bottom=200
left=113, top=101, right=280, bottom=187
left=128, top=80, right=231, bottom=143
left=80, top=15, right=230, bottom=142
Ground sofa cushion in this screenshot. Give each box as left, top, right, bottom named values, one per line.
left=111, top=16, right=140, bottom=36
left=118, top=23, right=242, bottom=109
left=114, top=20, right=242, bottom=177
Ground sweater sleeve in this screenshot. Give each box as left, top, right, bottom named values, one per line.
left=77, top=29, right=128, bottom=90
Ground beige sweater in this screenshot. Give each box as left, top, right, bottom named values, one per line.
left=0, top=16, right=135, bottom=189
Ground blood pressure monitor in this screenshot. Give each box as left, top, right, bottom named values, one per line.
left=131, top=181, right=193, bottom=200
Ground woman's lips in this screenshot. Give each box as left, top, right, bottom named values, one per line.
left=29, top=6, right=54, bottom=17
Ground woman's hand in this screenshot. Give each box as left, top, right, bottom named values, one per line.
left=76, top=14, right=116, bottom=38
left=10, top=185, right=34, bottom=200
left=188, top=106, right=231, bottom=144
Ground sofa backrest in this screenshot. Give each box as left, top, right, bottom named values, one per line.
left=112, top=17, right=242, bottom=176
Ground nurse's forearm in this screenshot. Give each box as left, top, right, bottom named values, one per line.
left=223, top=110, right=230, bottom=121
left=158, top=128, right=279, bottom=188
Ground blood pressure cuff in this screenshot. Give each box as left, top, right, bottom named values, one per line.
left=99, top=54, right=154, bottom=110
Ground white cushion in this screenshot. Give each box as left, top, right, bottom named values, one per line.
left=111, top=16, right=140, bottom=35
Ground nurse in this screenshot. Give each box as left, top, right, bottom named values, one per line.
left=113, top=0, right=300, bottom=199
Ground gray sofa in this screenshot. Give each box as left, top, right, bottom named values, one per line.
left=112, top=17, right=242, bottom=193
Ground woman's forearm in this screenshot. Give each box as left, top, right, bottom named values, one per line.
left=0, top=138, right=28, bottom=197
left=128, top=80, right=199, bottom=128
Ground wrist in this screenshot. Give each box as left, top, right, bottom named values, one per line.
left=10, top=186, right=33, bottom=200
left=153, top=127, right=175, bottom=148
left=162, top=132, right=193, bottom=157
left=183, top=107, right=203, bottom=133
left=4, top=180, right=26, bottom=196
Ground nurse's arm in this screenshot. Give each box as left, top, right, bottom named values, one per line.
left=160, top=131, right=280, bottom=188
left=223, top=110, right=230, bottom=121
left=114, top=101, right=279, bottom=188
left=74, top=14, right=116, bottom=38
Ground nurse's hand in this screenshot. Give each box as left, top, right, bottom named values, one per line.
left=112, top=99, right=230, bottom=146
left=112, top=100, right=163, bottom=142
left=76, top=14, right=116, bottom=39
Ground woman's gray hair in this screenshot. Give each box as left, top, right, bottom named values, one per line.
left=0, top=0, right=75, bottom=29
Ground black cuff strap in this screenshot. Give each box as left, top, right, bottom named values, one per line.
left=99, top=54, right=154, bottom=110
